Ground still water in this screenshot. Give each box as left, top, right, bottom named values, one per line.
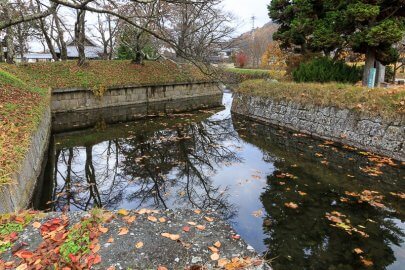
left=35, top=93, right=405, bottom=269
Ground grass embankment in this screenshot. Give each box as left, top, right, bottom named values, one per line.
left=0, top=60, right=210, bottom=185
left=223, top=68, right=286, bottom=83
left=237, top=80, right=405, bottom=117
left=0, top=69, right=49, bottom=185
left=1, top=60, right=210, bottom=90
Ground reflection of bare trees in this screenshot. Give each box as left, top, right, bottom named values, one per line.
left=47, top=113, right=240, bottom=220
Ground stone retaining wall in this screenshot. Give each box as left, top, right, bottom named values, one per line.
left=52, top=82, right=220, bottom=113
left=232, top=93, right=405, bottom=161
left=0, top=107, right=51, bottom=214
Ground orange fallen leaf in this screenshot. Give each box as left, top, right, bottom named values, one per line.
left=147, top=216, right=158, bottom=222
left=194, top=209, right=201, bottom=214
left=214, top=241, right=221, bottom=248
left=218, top=258, right=229, bottom=267
left=118, top=227, right=129, bottom=235
left=159, top=217, right=166, bottom=223
left=361, top=257, right=373, bottom=267
left=161, top=233, right=180, bottom=241
left=107, top=237, right=114, bottom=243
left=123, top=216, right=136, bottom=224
left=92, top=243, right=101, bottom=253
left=354, top=248, right=363, bottom=254
left=183, top=226, right=190, bottom=232
left=99, top=226, right=109, bottom=233
left=208, top=246, right=219, bottom=253
left=284, top=202, right=298, bottom=209
left=205, top=216, right=214, bottom=222
left=196, top=225, right=206, bottom=231
left=135, top=242, right=144, bottom=249
left=298, top=191, right=307, bottom=196
left=187, top=221, right=197, bottom=226
left=157, top=266, right=168, bottom=270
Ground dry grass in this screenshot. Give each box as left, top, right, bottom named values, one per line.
left=237, top=80, right=405, bottom=117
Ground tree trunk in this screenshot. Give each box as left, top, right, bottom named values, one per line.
left=362, top=49, right=376, bottom=86
left=54, top=13, right=67, bottom=60
left=6, top=27, right=14, bottom=64
left=376, top=61, right=386, bottom=87
left=0, top=46, right=4, bottom=62
left=75, top=9, right=86, bottom=66
left=39, top=18, right=58, bottom=61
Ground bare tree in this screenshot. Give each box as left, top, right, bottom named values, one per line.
left=75, top=8, right=86, bottom=66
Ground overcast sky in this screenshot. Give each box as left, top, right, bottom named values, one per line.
left=223, top=0, right=271, bottom=34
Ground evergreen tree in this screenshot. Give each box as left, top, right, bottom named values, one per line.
left=268, top=0, right=405, bottom=85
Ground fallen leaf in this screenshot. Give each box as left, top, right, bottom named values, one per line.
left=208, top=246, right=219, bottom=253
left=107, top=237, right=114, bottom=243
left=159, top=217, right=166, bottom=223
left=99, top=226, right=109, bottom=233
left=196, top=225, right=206, bottom=231
left=16, top=250, right=34, bottom=259
left=204, top=216, right=214, bottom=222
left=194, top=209, right=201, bottom=214
left=284, top=202, right=299, bottom=209
left=16, top=264, right=28, bottom=270
left=118, top=227, right=129, bottom=236
left=218, top=258, right=229, bottom=267
left=147, top=216, right=158, bottom=222
left=214, top=241, right=221, bottom=248
left=157, top=266, right=168, bottom=270
left=210, top=253, right=220, bottom=261
left=32, top=222, right=41, bottom=229
left=354, top=248, right=364, bottom=254
left=135, top=242, right=144, bottom=249
left=92, top=243, right=101, bottom=253
left=117, top=209, right=129, bottom=216
left=183, top=226, right=190, bottom=232
left=361, top=257, right=374, bottom=267
left=187, top=222, right=197, bottom=226
left=252, top=210, right=263, bottom=217
left=93, top=254, right=102, bottom=265
left=298, top=191, right=307, bottom=196
left=161, top=233, right=180, bottom=241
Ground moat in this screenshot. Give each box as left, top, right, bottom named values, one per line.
left=33, top=93, right=405, bottom=269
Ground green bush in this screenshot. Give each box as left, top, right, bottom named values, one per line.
left=292, top=57, right=362, bottom=84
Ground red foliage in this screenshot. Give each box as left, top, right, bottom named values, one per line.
left=235, top=52, right=248, bottom=68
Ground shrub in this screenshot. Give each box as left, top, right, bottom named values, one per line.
left=235, top=52, right=248, bottom=68
left=292, top=57, right=362, bottom=84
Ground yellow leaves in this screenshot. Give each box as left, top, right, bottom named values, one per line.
left=161, top=233, right=180, bottom=241
left=284, top=202, right=298, bottom=209
left=135, top=242, right=144, bottom=249
left=118, top=227, right=129, bottom=236
left=117, top=209, right=129, bottom=216
left=147, top=216, right=158, bottom=222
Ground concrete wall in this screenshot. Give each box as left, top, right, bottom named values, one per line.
left=0, top=107, right=51, bottom=214
left=232, top=93, right=405, bottom=161
left=52, top=82, right=221, bottom=113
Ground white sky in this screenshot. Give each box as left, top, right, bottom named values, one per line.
left=30, top=0, right=272, bottom=52
left=223, top=0, right=271, bottom=34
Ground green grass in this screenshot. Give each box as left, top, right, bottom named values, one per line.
left=237, top=79, right=405, bottom=117
left=224, top=68, right=272, bottom=75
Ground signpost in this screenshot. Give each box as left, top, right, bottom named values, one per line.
left=367, top=68, right=377, bottom=88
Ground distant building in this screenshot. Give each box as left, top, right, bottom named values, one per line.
left=16, top=53, right=53, bottom=63
left=56, top=37, right=103, bottom=60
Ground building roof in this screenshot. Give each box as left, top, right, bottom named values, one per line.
left=55, top=45, right=103, bottom=59
left=16, top=53, right=53, bottom=59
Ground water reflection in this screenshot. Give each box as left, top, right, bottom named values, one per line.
left=36, top=93, right=405, bottom=269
